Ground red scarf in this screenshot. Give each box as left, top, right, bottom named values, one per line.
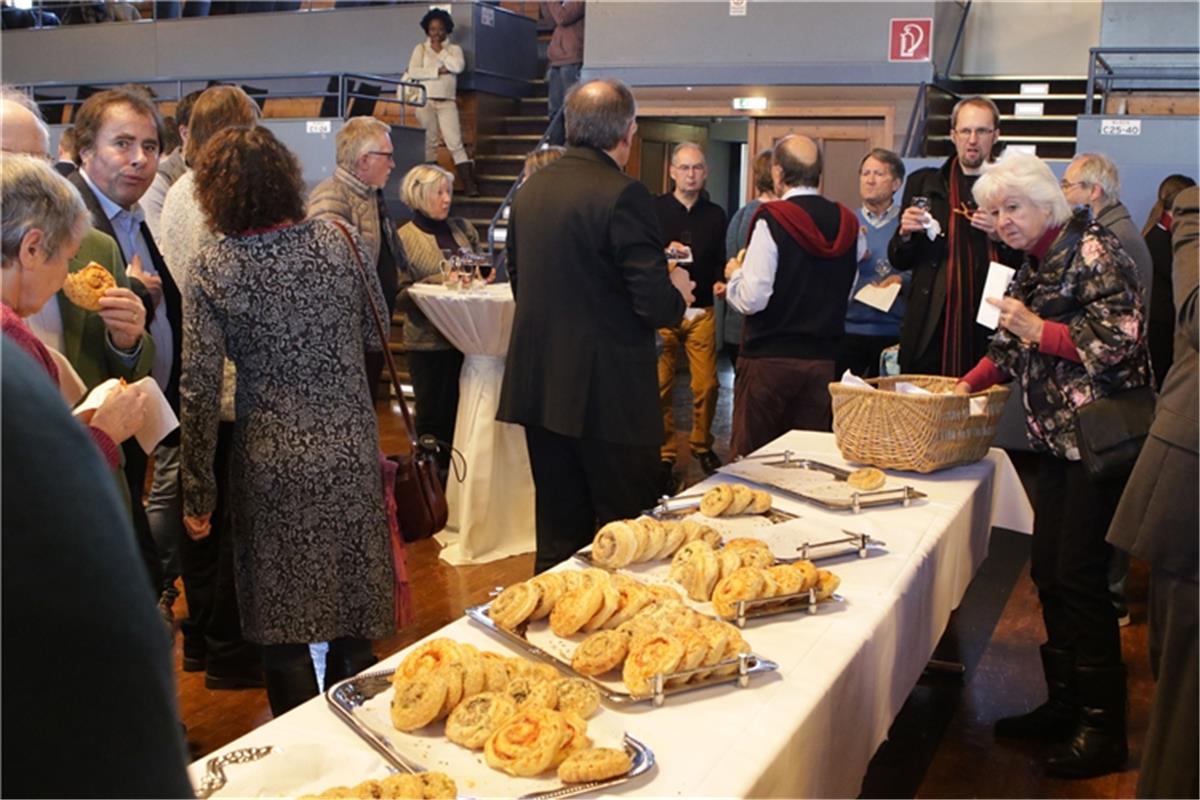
left=752, top=198, right=858, bottom=258
left=941, top=158, right=997, bottom=376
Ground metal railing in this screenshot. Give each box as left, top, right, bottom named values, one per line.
left=1086, top=46, right=1200, bottom=114
left=902, top=82, right=960, bottom=158
left=1, top=1, right=431, bottom=29
left=935, top=0, right=973, bottom=81
left=16, top=71, right=425, bottom=125
left=485, top=105, right=562, bottom=257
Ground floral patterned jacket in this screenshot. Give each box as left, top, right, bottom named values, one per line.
left=988, top=210, right=1153, bottom=460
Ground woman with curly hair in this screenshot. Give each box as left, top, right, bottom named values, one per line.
left=179, top=126, right=394, bottom=716
left=954, top=151, right=1152, bottom=779
left=406, top=7, right=478, bottom=195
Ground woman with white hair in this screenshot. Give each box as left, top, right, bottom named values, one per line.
left=1, top=153, right=145, bottom=468
left=954, top=151, right=1151, bottom=779
left=396, top=163, right=479, bottom=479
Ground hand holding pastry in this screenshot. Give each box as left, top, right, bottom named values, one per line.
left=96, top=287, right=147, bottom=350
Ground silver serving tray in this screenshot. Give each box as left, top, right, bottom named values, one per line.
left=326, top=669, right=656, bottom=800
left=644, top=494, right=800, bottom=524
left=575, top=528, right=883, bottom=569
left=722, top=588, right=847, bottom=629
left=721, top=452, right=926, bottom=512
left=466, top=603, right=779, bottom=707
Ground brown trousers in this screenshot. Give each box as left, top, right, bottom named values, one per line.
left=730, top=356, right=834, bottom=457
left=657, top=307, right=719, bottom=460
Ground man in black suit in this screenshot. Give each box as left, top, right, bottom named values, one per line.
left=498, top=78, right=695, bottom=573
left=69, top=87, right=185, bottom=618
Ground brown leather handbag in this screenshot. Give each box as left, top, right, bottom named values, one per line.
left=332, top=221, right=448, bottom=542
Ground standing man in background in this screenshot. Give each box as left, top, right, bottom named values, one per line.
left=724, top=135, right=858, bottom=455
left=655, top=142, right=726, bottom=493
left=837, top=147, right=908, bottom=378
left=889, top=96, right=1020, bottom=376
left=541, top=0, right=584, bottom=146
left=498, top=78, right=693, bottom=573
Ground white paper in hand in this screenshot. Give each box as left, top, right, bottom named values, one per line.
left=853, top=281, right=902, bottom=313
left=73, top=377, right=178, bottom=454
left=976, top=261, right=1017, bottom=329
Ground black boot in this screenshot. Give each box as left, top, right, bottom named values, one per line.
left=324, top=638, right=378, bottom=686
left=263, top=657, right=319, bottom=718
left=1043, top=664, right=1128, bottom=779
left=456, top=160, right=480, bottom=197
left=995, top=645, right=1077, bottom=740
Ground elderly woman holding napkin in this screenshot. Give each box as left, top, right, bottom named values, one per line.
left=953, top=151, right=1151, bottom=780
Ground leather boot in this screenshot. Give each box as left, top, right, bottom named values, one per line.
left=1043, top=664, right=1128, bottom=779
left=264, top=658, right=319, bottom=718
left=456, top=160, right=480, bottom=197
left=995, top=645, right=1077, bottom=740
left=324, top=639, right=379, bottom=686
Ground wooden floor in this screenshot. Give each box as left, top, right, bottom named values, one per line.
left=173, top=373, right=1154, bottom=798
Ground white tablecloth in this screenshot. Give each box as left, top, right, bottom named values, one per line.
left=407, top=284, right=535, bottom=565
left=190, top=431, right=1034, bottom=798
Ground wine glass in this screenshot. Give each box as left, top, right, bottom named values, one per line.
left=477, top=260, right=494, bottom=284
left=912, top=196, right=932, bottom=228
left=874, top=258, right=893, bottom=280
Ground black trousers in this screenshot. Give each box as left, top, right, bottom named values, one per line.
left=835, top=333, right=898, bottom=379
left=1138, top=567, right=1199, bottom=799
left=524, top=425, right=659, bottom=574
left=1031, top=454, right=1124, bottom=666
left=178, top=421, right=258, bottom=672
left=122, top=440, right=161, bottom=594
left=406, top=348, right=463, bottom=472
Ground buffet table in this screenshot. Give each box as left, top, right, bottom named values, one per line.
left=406, top=283, right=535, bottom=565
left=190, top=430, right=1033, bottom=798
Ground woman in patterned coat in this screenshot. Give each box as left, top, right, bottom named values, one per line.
left=954, top=152, right=1152, bottom=779
left=179, top=127, right=393, bottom=717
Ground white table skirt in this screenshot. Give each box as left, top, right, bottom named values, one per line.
left=407, top=284, right=534, bottom=565
left=190, top=431, right=1034, bottom=798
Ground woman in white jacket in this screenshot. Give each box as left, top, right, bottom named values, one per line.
left=407, top=8, right=478, bottom=196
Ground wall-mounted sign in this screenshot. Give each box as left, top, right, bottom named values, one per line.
left=480, top=6, right=495, bottom=27
left=1101, top=119, right=1142, bottom=136
left=732, top=97, right=768, bottom=111
left=730, top=0, right=747, bottom=17
left=889, top=18, right=932, bottom=62
left=306, top=120, right=332, bottom=135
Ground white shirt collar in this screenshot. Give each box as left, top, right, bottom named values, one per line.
left=781, top=186, right=820, bottom=200
left=860, top=203, right=899, bottom=227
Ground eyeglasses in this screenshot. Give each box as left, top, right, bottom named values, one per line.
left=954, top=127, right=995, bottom=139
left=366, top=151, right=395, bottom=162
left=673, top=164, right=706, bottom=173
left=1060, top=179, right=1089, bottom=191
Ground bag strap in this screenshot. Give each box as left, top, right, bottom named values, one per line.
left=330, top=219, right=420, bottom=450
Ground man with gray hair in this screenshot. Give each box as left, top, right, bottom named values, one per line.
left=1061, top=151, right=1155, bottom=629
left=1061, top=152, right=1153, bottom=303
left=654, top=141, right=727, bottom=490
left=308, top=116, right=408, bottom=398
left=498, top=78, right=695, bottom=572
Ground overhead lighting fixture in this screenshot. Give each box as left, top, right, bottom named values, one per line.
left=732, top=96, right=768, bottom=111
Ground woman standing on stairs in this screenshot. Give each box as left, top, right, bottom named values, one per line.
left=407, top=7, right=479, bottom=196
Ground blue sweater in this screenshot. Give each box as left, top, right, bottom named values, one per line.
left=845, top=206, right=907, bottom=337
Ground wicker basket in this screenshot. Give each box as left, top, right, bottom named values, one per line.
left=828, top=375, right=1011, bottom=473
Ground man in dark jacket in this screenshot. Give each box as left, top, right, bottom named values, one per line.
left=498, top=78, right=694, bottom=573
left=888, top=96, right=1020, bottom=376
left=1106, top=185, right=1199, bottom=799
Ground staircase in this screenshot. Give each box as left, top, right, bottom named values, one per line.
left=922, top=76, right=1089, bottom=161
left=450, top=27, right=552, bottom=251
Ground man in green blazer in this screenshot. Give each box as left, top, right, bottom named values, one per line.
left=59, top=230, right=156, bottom=389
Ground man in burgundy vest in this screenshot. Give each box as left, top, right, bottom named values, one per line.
left=722, top=135, right=859, bottom=456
